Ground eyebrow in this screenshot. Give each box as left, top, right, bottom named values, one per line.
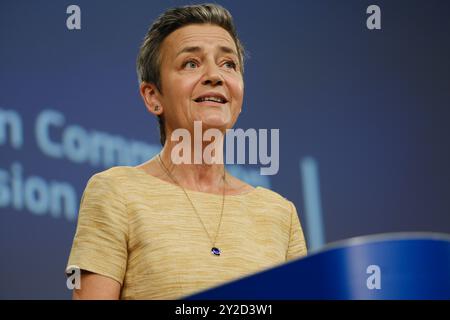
left=175, top=45, right=238, bottom=58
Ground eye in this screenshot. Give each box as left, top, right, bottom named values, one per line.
left=183, top=60, right=199, bottom=69
left=223, top=60, right=237, bottom=70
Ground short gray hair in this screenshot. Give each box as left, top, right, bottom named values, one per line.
left=136, top=3, right=246, bottom=146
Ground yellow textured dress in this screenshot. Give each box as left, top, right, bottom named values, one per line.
left=66, top=166, right=307, bottom=299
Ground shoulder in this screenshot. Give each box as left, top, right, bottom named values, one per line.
left=77, top=167, right=131, bottom=222
left=87, top=166, right=141, bottom=185
left=246, top=187, right=298, bottom=234
left=85, top=166, right=175, bottom=200
left=83, top=166, right=142, bottom=197
left=90, top=166, right=137, bottom=180
left=225, top=172, right=294, bottom=211
left=255, top=186, right=295, bottom=211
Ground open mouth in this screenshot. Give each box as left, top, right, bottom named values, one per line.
left=193, top=93, right=228, bottom=104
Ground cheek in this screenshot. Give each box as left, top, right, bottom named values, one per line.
left=178, top=76, right=199, bottom=93
left=164, top=75, right=199, bottom=105
left=229, top=79, right=244, bottom=107
left=224, top=75, right=243, bottom=100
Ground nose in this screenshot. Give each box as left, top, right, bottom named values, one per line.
left=201, top=63, right=223, bottom=86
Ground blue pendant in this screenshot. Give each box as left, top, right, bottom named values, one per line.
left=211, top=247, right=221, bottom=256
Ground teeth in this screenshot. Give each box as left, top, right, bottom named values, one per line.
left=197, top=96, right=225, bottom=103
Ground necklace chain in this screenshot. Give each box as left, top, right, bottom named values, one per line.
left=157, top=154, right=226, bottom=252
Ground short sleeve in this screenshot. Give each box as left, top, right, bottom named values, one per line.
left=286, top=201, right=308, bottom=261
left=66, top=172, right=128, bottom=285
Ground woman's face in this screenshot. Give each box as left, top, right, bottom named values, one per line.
left=157, top=24, right=244, bottom=135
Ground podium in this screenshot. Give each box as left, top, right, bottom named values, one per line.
left=187, top=233, right=450, bottom=299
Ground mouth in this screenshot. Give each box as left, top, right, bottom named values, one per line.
left=193, top=93, right=228, bottom=106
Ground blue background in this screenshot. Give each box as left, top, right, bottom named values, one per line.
left=1, top=0, right=449, bottom=299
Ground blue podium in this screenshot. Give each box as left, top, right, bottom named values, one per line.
left=187, top=233, right=450, bottom=299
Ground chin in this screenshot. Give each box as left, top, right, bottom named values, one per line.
left=201, top=118, right=228, bottom=129
left=197, top=112, right=230, bottom=129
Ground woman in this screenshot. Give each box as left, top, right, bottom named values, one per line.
left=66, top=3, right=307, bottom=300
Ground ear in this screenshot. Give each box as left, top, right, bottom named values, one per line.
left=139, top=82, right=163, bottom=116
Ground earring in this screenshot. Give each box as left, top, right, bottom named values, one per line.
left=154, top=105, right=160, bottom=111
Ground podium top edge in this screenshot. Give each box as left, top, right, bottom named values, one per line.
left=308, top=231, right=450, bottom=255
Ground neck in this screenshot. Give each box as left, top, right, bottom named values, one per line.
left=158, top=138, right=226, bottom=193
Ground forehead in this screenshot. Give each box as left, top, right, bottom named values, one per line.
left=161, top=24, right=237, bottom=57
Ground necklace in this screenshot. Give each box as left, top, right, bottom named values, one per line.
left=157, top=154, right=226, bottom=256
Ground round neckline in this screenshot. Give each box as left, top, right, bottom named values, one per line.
left=130, top=166, right=261, bottom=198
